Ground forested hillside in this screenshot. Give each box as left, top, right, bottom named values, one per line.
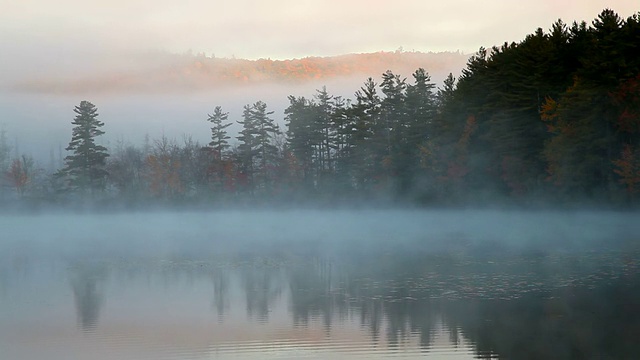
left=2, top=9, right=639, bottom=208
left=14, top=51, right=467, bottom=94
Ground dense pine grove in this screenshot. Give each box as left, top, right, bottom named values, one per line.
left=1, top=9, right=639, bottom=209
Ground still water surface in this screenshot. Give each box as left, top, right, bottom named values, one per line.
left=1, top=210, right=639, bottom=359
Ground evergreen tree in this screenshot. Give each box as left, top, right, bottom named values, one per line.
left=400, top=68, right=436, bottom=195
left=207, top=106, right=232, bottom=158
left=285, top=95, right=315, bottom=187
left=236, top=104, right=259, bottom=193
left=331, top=95, right=352, bottom=189
left=237, top=101, right=280, bottom=193
left=206, top=106, right=233, bottom=191
left=313, top=86, right=337, bottom=185
left=62, top=101, right=109, bottom=195
left=380, top=70, right=407, bottom=154
left=349, top=77, right=381, bottom=191
left=252, top=101, right=281, bottom=191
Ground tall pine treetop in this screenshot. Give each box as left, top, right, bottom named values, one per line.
left=63, top=100, right=109, bottom=193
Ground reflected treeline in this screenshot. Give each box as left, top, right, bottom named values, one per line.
left=242, top=265, right=283, bottom=322
left=211, top=269, right=229, bottom=321
left=444, top=272, right=640, bottom=359
left=283, top=249, right=640, bottom=357
left=68, top=261, right=108, bottom=332
left=288, top=258, right=350, bottom=332
left=19, top=248, right=638, bottom=358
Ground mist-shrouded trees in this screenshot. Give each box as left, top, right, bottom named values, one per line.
left=348, top=77, right=381, bottom=192
left=6, top=155, right=36, bottom=197
left=106, top=140, right=146, bottom=202
left=236, top=101, right=281, bottom=194
left=207, top=106, right=232, bottom=157
left=206, top=106, right=233, bottom=191
left=3, top=9, right=640, bottom=208
left=285, top=95, right=316, bottom=189
left=0, top=128, right=11, bottom=199
left=61, top=101, right=109, bottom=196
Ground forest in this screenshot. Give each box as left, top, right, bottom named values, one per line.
left=1, top=9, right=639, bottom=209
left=15, top=50, right=467, bottom=93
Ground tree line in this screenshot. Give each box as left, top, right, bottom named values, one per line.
left=1, top=9, right=639, bottom=208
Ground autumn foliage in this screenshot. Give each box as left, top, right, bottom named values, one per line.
left=6, top=157, right=30, bottom=196
left=613, top=145, right=640, bottom=196
left=145, top=154, right=183, bottom=199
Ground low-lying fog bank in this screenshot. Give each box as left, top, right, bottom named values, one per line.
left=1, top=209, right=638, bottom=260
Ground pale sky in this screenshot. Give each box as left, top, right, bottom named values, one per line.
left=1, top=0, right=638, bottom=64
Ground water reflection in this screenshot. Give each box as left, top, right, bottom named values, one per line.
left=211, top=269, right=229, bottom=321
left=242, top=265, right=283, bottom=322
left=1, top=247, right=639, bottom=359
left=68, top=261, right=107, bottom=332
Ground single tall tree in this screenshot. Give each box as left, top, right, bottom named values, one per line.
left=62, top=101, right=109, bottom=194
left=251, top=101, right=280, bottom=191
left=206, top=106, right=233, bottom=191
left=207, top=106, right=232, bottom=158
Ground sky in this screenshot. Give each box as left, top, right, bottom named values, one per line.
left=1, top=1, right=638, bottom=65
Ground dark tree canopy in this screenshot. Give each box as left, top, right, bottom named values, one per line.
left=62, top=101, right=109, bottom=194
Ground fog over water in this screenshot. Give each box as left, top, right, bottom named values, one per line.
left=2, top=209, right=639, bottom=359
left=3, top=209, right=639, bottom=258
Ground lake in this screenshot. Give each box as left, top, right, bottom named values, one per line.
left=1, top=209, right=639, bottom=359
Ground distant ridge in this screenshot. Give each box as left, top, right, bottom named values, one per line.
left=14, top=51, right=470, bottom=94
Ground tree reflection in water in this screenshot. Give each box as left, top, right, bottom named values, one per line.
left=242, top=261, right=283, bottom=322
left=52, top=247, right=639, bottom=358
left=282, top=249, right=640, bottom=358
left=68, top=261, right=107, bottom=332
left=210, top=269, right=229, bottom=322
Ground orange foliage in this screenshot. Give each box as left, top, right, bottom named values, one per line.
left=541, top=95, right=575, bottom=136
left=222, top=160, right=237, bottom=192
left=6, top=158, right=29, bottom=196
left=540, top=96, right=559, bottom=132
left=15, top=51, right=469, bottom=94
left=459, top=115, right=476, bottom=146
left=610, top=74, right=640, bottom=134
left=282, top=151, right=302, bottom=182
left=145, top=154, right=183, bottom=198
left=613, top=145, right=640, bottom=195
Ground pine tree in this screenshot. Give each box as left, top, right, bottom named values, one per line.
left=207, top=106, right=232, bottom=158
left=251, top=101, right=280, bottom=191
left=285, top=95, right=315, bottom=186
left=237, top=101, right=280, bottom=193
left=349, top=77, right=381, bottom=191
left=206, top=106, right=233, bottom=192
left=313, top=87, right=337, bottom=188
left=400, top=68, right=436, bottom=195
left=62, top=101, right=109, bottom=195
left=236, top=104, right=259, bottom=192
